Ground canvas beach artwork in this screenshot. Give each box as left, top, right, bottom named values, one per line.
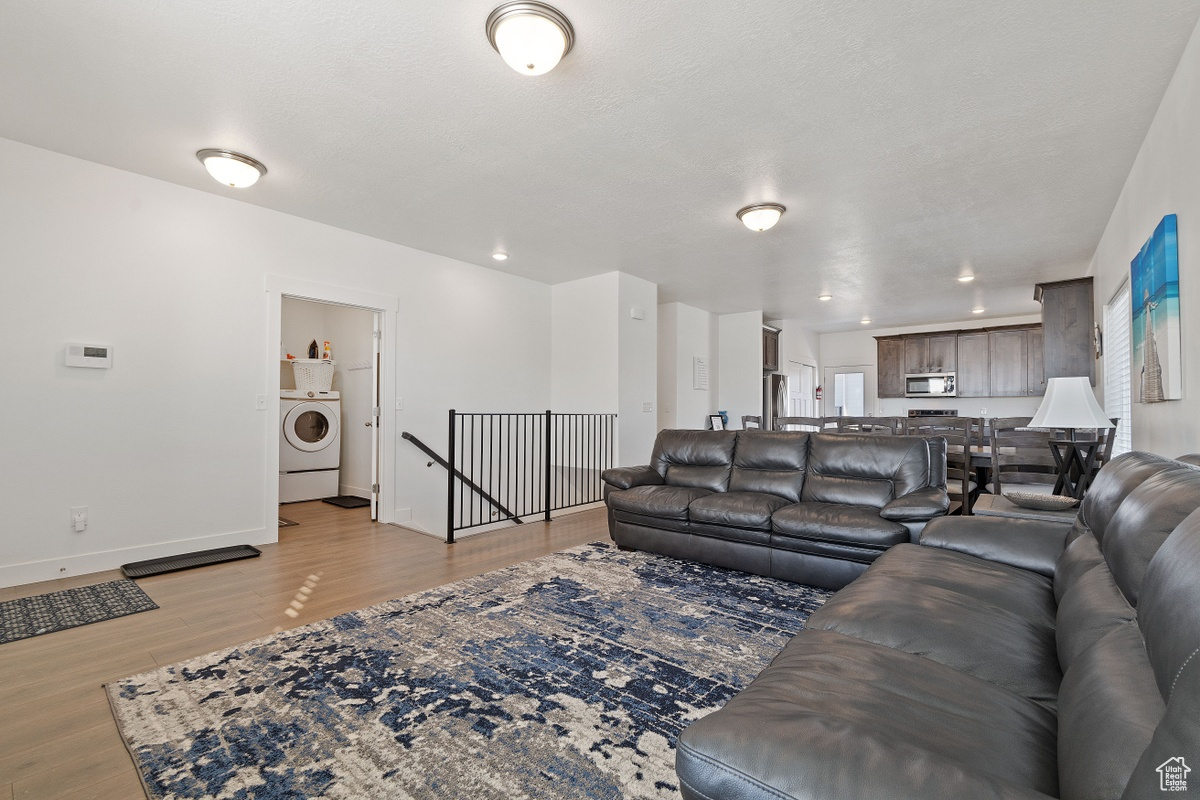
left=1131, top=214, right=1182, bottom=403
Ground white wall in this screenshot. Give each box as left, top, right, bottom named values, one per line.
left=551, top=273, right=619, bottom=413
left=616, top=273, right=658, bottom=465
left=551, top=272, right=658, bottom=466
left=657, top=302, right=719, bottom=431
left=718, top=311, right=764, bottom=428
left=775, top=318, right=820, bottom=371
left=0, top=137, right=552, bottom=586
left=820, top=314, right=1045, bottom=418
left=1089, top=17, right=1200, bottom=457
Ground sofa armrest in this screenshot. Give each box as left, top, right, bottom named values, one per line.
left=601, top=465, right=662, bottom=490
left=880, top=487, right=950, bottom=521
left=918, top=515, right=1071, bottom=577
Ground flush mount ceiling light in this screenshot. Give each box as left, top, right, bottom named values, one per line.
left=486, top=2, right=575, bottom=76
left=492, top=251, right=509, bottom=261
left=972, top=307, right=985, bottom=314
left=958, top=274, right=976, bottom=283
left=196, top=149, right=267, bottom=188
left=860, top=318, right=871, bottom=325
left=736, top=203, right=785, bottom=232
left=818, top=294, right=832, bottom=301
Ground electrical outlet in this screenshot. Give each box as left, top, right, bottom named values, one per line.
left=256, top=394, right=267, bottom=410
left=70, top=506, right=88, bottom=532
left=979, top=407, right=988, bottom=416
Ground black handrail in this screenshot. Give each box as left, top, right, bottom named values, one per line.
left=401, top=431, right=524, bottom=533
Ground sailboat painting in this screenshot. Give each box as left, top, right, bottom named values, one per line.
left=1131, top=214, right=1182, bottom=403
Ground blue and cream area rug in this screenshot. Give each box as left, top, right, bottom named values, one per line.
left=108, top=543, right=831, bottom=799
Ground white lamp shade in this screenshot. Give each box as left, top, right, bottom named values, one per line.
left=492, top=12, right=568, bottom=75
left=1029, top=376, right=1114, bottom=430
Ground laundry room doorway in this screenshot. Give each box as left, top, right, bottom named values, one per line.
left=266, top=276, right=398, bottom=529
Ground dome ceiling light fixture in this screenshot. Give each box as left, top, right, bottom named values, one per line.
left=485, top=2, right=575, bottom=77
left=196, top=149, right=267, bottom=188
left=736, top=203, right=785, bottom=232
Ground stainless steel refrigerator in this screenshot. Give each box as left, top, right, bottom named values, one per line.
left=763, top=373, right=787, bottom=430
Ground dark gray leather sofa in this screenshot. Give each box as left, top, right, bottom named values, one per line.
left=602, top=430, right=949, bottom=590
left=676, top=451, right=1200, bottom=800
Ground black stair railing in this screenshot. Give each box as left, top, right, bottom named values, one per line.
left=405, top=410, right=617, bottom=543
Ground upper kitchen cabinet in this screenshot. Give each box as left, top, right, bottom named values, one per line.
left=1035, top=277, right=1095, bottom=385
left=877, top=337, right=906, bottom=398
left=903, top=334, right=957, bottom=374
left=763, top=325, right=781, bottom=372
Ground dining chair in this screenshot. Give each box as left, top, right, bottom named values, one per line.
left=907, top=416, right=977, bottom=514
left=835, top=416, right=902, bottom=434
left=741, top=415, right=762, bottom=429
left=774, top=416, right=832, bottom=432
left=989, top=416, right=1059, bottom=495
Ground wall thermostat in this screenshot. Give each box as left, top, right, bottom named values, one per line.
left=65, top=343, right=113, bottom=369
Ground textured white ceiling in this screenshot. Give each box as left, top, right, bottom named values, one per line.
left=3, top=1, right=1198, bottom=332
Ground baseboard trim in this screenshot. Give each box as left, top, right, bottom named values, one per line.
left=0, top=526, right=277, bottom=590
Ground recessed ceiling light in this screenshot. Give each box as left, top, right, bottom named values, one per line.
left=492, top=252, right=509, bottom=261
left=972, top=307, right=985, bottom=314
left=860, top=318, right=871, bottom=325
left=818, top=294, right=832, bottom=301
left=486, top=2, right=575, bottom=76
left=736, top=203, right=785, bottom=232
left=958, top=275, right=975, bottom=283
left=196, top=149, right=266, bottom=188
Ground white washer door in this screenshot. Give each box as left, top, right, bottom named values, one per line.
left=283, top=402, right=339, bottom=453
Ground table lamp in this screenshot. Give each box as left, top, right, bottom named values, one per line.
left=1029, top=376, right=1115, bottom=441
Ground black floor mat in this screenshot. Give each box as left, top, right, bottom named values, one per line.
left=322, top=495, right=371, bottom=508
left=1, top=580, right=158, bottom=644
left=121, top=545, right=261, bottom=578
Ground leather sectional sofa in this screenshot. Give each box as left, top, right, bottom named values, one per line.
left=602, top=429, right=949, bottom=590
left=675, top=451, right=1200, bottom=800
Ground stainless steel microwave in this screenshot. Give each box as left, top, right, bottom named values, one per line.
left=905, top=372, right=957, bottom=397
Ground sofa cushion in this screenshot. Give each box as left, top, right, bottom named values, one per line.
left=806, top=547, right=1060, bottom=704
left=676, top=629, right=1060, bottom=800
left=801, top=433, right=933, bottom=509
left=1054, top=527, right=1105, bottom=604
left=607, top=485, right=711, bottom=521
left=688, top=521, right=772, bottom=546
left=1057, top=623, right=1163, bottom=800
left=864, top=543, right=1056, bottom=630
left=650, top=430, right=737, bottom=491
left=1055, top=564, right=1136, bottom=673
left=727, top=430, right=809, bottom=502
left=772, top=502, right=909, bottom=549
left=1079, top=451, right=1182, bottom=547
left=689, top=491, right=791, bottom=531
left=1101, top=463, right=1200, bottom=607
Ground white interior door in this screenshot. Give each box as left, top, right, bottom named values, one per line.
left=370, top=314, right=381, bottom=521
left=823, top=366, right=876, bottom=417
left=787, top=361, right=816, bottom=417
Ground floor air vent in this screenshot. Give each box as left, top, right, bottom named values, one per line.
left=121, top=545, right=262, bottom=578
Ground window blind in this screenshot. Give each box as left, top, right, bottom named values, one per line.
left=1104, top=282, right=1132, bottom=455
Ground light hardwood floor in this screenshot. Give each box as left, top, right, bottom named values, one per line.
left=0, top=502, right=607, bottom=799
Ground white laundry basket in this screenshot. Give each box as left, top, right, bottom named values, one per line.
left=292, top=360, right=335, bottom=393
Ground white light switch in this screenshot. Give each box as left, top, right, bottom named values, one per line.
left=642, top=401, right=653, bottom=412
left=396, top=397, right=404, bottom=411
left=70, top=506, right=88, bottom=532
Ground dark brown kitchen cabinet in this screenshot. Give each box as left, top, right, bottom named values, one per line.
left=956, top=332, right=991, bottom=397
left=989, top=329, right=1030, bottom=397
left=876, top=337, right=906, bottom=398
left=903, top=334, right=957, bottom=374
left=763, top=326, right=780, bottom=372
left=1035, top=277, right=1095, bottom=385
left=1028, top=328, right=1047, bottom=396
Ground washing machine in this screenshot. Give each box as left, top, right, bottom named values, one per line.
left=279, top=389, right=341, bottom=503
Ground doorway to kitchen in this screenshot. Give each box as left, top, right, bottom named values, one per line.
left=822, top=365, right=876, bottom=417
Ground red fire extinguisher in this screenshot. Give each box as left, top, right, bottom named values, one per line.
left=815, top=385, right=823, bottom=402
